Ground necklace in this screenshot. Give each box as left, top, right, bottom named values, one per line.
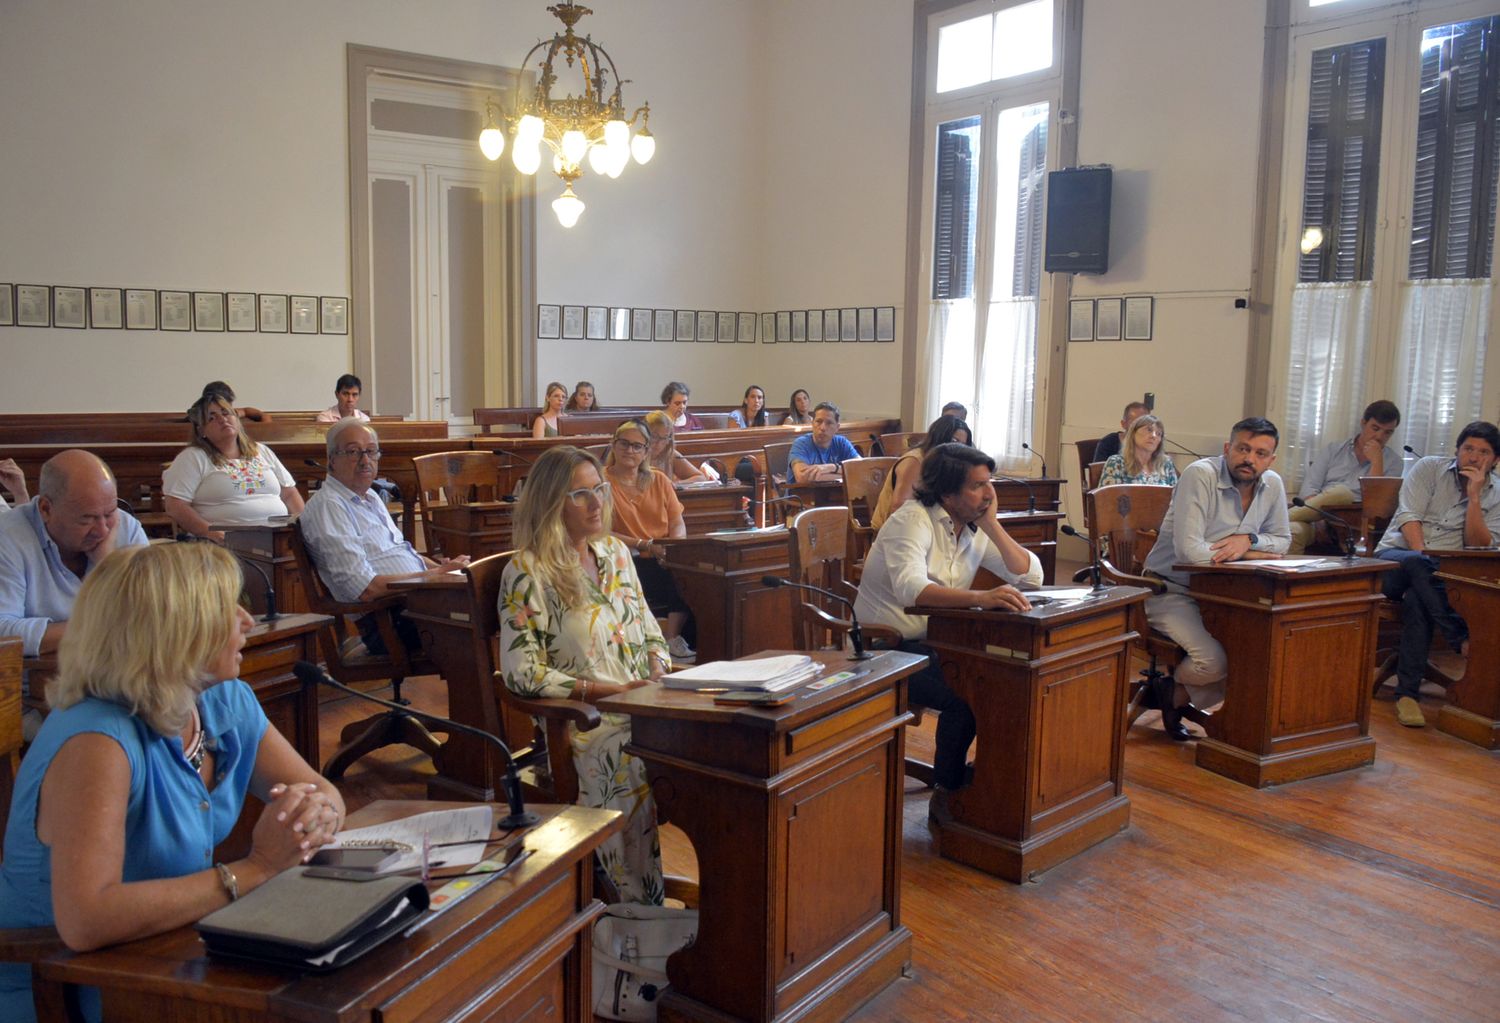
left=183, top=705, right=207, bottom=771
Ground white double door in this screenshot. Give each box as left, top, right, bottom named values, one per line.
left=368, top=134, right=502, bottom=424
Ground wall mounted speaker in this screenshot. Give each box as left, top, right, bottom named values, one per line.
left=1045, top=167, right=1111, bottom=275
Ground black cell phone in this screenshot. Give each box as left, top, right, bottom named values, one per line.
left=308, top=846, right=402, bottom=872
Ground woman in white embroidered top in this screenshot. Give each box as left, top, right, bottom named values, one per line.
left=498, top=446, right=670, bottom=904
left=1097, top=413, right=1179, bottom=488
left=163, top=395, right=303, bottom=542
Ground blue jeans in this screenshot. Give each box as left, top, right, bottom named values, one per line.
left=1378, top=549, right=1468, bottom=699
left=899, top=640, right=975, bottom=790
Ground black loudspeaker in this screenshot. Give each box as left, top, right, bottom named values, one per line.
left=1044, top=167, right=1112, bottom=275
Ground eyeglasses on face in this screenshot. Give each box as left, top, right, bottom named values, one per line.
left=614, top=439, right=648, bottom=453
left=336, top=448, right=382, bottom=462
left=205, top=409, right=237, bottom=423
left=565, top=481, right=612, bottom=506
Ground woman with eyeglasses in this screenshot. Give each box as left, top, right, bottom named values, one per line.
left=1097, top=414, right=1179, bottom=487
left=498, top=446, right=669, bottom=904
left=163, top=394, right=304, bottom=542
left=602, top=420, right=696, bottom=663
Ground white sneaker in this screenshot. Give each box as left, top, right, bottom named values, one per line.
left=667, top=635, right=696, bottom=664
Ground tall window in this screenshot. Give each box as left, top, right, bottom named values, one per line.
left=1273, top=4, right=1500, bottom=484
left=918, top=0, right=1061, bottom=466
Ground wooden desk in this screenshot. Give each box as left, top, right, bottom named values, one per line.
left=1434, top=549, right=1500, bottom=749
left=601, top=649, right=925, bottom=1023
left=34, top=801, right=619, bottom=1023
left=914, top=586, right=1146, bottom=882
left=1179, top=557, right=1392, bottom=787
left=222, top=522, right=310, bottom=615
left=993, top=476, right=1064, bottom=513
left=786, top=477, right=846, bottom=509
left=658, top=530, right=795, bottom=661
left=426, top=500, right=515, bottom=559
left=391, top=573, right=530, bottom=803
left=996, top=508, right=1063, bottom=585
left=677, top=481, right=752, bottom=534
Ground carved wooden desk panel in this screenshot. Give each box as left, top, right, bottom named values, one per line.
left=658, top=530, right=795, bottom=662
left=1434, top=549, right=1500, bottom=749
left=915, top=587, right=1145, bottom=882
left=1179, top=558, right=1392, bottom=787
left=601, top=650, right=925, bottom=1023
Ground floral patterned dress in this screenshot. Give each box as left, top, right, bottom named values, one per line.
left=499, top=537, right=669, bottom=904
left=1097, top=452, right=1179, bottom=487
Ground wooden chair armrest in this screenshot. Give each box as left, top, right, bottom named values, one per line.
left=863, top=622, right=904, bottom=649
left=494, top=681, right=603, bottom=731
left=663, top=875, right=700, bottom=908
left=701, top=457, right=730, bottom=482
left=1099, top=557, right=1166, bottom=594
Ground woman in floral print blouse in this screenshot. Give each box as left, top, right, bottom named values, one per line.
left=498, top=446, right=671, bottom=904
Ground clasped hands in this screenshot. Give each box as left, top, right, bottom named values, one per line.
left=250, top=782, right=342, bottom=870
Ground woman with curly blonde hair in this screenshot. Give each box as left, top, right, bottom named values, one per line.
left=498, top=446, right=669, bottom=903
left=0, top=542, right=342, bottom=1021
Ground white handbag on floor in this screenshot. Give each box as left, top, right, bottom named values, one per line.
left=592, top=903, right=699, bottom=1022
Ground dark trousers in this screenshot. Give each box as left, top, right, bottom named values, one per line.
left=899, top=639, right=975, bottom=790
left=632, top=555, right=696, bottom=645
left=1378, top=548, right=1468, bottom=699
left=356, top=608, right=422, bottom=658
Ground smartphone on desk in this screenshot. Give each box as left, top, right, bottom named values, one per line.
left=305, top=845, right=404, bottom=877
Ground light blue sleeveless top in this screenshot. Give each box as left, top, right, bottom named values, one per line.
left=0, top=680, right=268, bottom=1022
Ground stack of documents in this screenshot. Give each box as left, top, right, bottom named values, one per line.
left=663, top=653, right=820, bottom=692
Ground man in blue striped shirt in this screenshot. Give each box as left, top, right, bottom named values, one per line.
left=1289, top=399, right=1403, bottom=554
left=300, top=420, right=469, bottom=655
left=1374, top=421, right=1500, bottom=728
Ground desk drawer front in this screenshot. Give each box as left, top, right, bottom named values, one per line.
left=785, top=691, right=896, bottom=761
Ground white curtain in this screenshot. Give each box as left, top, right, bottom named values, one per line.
left=921, top=298, right=976, bottom=428
left=977, top=296, right=1037, bottom=469
left=1394, top=278, right=1491, bottom=458
left=1282, top=281, right=1374, bottom=492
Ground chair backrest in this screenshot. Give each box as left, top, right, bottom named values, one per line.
left=786, top=506, right=856, bottom=651
left=461, top=550, right=539, bottom=757
left=288, top=520, right=353, bottom=618
left=1087, top=460, right=1107, bottom=490
left=1088, top=484, right=1175, bottom=576
left=413, top=451, right=502, bottom=556
left=841, top=456, right=896, bottom=529
left=878, top=432, right=925, bottom=458
left=1076, top=436, right=1103, bottom=482
left=1359, top=475, right=1401, bottom=555
left=763, top=441, right=793, bottom=482
left=288, top=520, right=416, bottom=679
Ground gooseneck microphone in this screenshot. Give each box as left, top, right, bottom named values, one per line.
left=762, top=575, right=871, bottom=660
left=293, top=661, right=539, bottom=829
left=177, top=534, right=280, bottom=622
left=993, top=474, right=1037, bottom=513
left=1403, top=445, right=1421, bottom=457
left=1060, top=523, right=1110, bottom=594
left=1165, top=439, right=1206, bottom=460
left=1021, top=441, right=1048, bottom=478
left=1290, top=498, right=1360, bottom=560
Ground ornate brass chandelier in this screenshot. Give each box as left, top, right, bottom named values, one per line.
left=478, top=2, right=655, bottom=227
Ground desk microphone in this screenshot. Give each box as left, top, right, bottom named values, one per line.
left=759, top=494, right=805, bottom=523
left=1165, top=439, right=1206, bottom=461
left=761, top=575, right=871, bottom=660
left=1021, top=441, right=1048, bottom=478
left=177, top=534, right=280, bottom=622
left=992, top=474, right=1037, bottom=514
left=491, top=448, right=535, bottom=467
left=1403, top=445, right=1421, bottom=457
left=293, top=661, right=539, bottom=830
left=1290, top=498, right=1360, bottom=560
left=1060, top=523, right=1109, bottom=594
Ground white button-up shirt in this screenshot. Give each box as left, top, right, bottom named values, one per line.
left=1143, top=455, right=1292, bottom=587
left=299, top=475, right=425, bottom=602
left=853, top=500, right=1043, bottom=641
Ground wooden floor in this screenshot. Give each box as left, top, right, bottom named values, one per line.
left=326, top=671, right=1500, bottom=1023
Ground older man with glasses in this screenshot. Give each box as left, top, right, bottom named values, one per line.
left=300, top=419, right=469, bottom=655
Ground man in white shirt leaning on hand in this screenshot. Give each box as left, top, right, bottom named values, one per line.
left=1142, top=417, right=1291, bottom=740
left=854, top=443, right=1042, bottom=825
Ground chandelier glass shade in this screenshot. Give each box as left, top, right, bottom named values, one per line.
left=479, top=2, right=655, bottom=227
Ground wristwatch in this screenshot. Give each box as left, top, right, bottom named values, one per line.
left=1247, top=533, right=1259, bottom=548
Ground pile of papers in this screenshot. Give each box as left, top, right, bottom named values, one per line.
left=663, top=653, right=820, bottom=692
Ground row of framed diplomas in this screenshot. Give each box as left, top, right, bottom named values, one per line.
left=0, top=283, right=349, bottom=335
left=538, top=304, right=899, bottom=343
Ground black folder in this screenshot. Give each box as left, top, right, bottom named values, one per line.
left=196, top=867, right=429, bottom=972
